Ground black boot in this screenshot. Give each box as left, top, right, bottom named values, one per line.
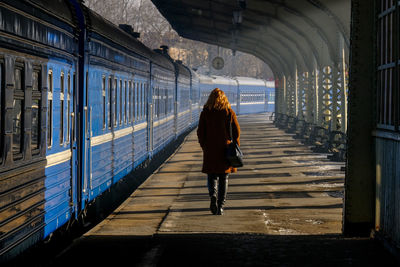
left=217, top=174, right=229, bottom=215
left=207, top=174, right=218, bottom=215
left=210, top=196, right=218, bottom=215
left=217, top=206, right=224, bottom=215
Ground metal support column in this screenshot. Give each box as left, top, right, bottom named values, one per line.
left=287, top=76, right=295, bottom=117
left=343, top=0, right=375, bottom=236
left=331, top=64, right=339, bottom=131
left=321, top=66, right=333, bottom=129
left=298, top=72, right=307, bottom=121
left=306, top=71, right=314, bottom=124
left=282, top=76, right=287, bottom=115
left=317, top=67, right=324, bottom=127
left=285, top=76, right=290, bottom=116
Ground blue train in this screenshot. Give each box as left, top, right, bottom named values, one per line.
left=0, top=0, right=274, bottom=261
left=199, top=75, right=275, bottom=115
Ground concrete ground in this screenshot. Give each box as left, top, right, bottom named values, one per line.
left=44, top=114, right=396, bottom=266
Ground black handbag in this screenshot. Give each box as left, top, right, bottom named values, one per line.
left=226, top=114, right=243, bottom=167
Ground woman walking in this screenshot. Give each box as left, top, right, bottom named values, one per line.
left=197, top=88, right=240, bottom=215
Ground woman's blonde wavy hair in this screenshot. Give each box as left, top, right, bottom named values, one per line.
left=204, top=88, right=231, bottom=111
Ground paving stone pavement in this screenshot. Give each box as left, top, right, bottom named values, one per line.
left=43, top=113, right=398, bottom=266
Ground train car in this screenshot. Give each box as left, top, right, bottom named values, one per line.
left=211, top=76, right=239, bottom=114
left=83, top=7, right=157, bottom=205
left=189, top=70, right=201, bottom=128
left=0, top=0, right=79, bottom=260
left=174, top=61, right=192, bottom=136
left=198, top=74, right=214, bottom=107
left=198, top=75, right=239, bottom=113
left=236, top=77, right=268, bottom=114
left=149, top=51, right=176, bottom=155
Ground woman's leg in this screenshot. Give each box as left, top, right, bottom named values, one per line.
left=217, top=173, right=229, bottom=215
left=207, top=174, right=218, bottom=215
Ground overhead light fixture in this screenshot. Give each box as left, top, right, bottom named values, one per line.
left=232, top=10, right=242, bottom=24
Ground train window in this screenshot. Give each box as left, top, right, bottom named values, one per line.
left=102, top=76, right=106, bottom=129
left=133, top=82, right=136, bottom=121
left=138, top=83, right=141, bottom=120
left=114, top=79, right=117, bottom=127
left=67, top=73, right=71, bottom=142
left=135, top=82, right=138, bottom=121
left=133, top=82, right=138, bottom=121
left=85, top=71, right=89, bottom=136
left=72, top=73, right=76, bottom=142
left=129, top=81, right=132, bottom=123
left=142, top=83, right=147, bottom=118
left=119, top=80, right=122, bottom=125
left=47, top=70, right=53, bottom=148
left=124, top=81, right=129, bottom=124
left=145, top=84, right=147, bottom=119
left=60, top=72, right=64, bottom=145
left=160, top=87, right=162, bottom=117
left=32, top=67, right=41, bottom=153
left=162, top=88, right=165, bottom=116
left=158, top=87, right=161, bottom=118
left=108, top=77, right=112, bottom=128
left=145, top=84, right=148, bottom=119
left=155, top=87, right=158, bottom=118
left=153, top=87, right=157, bottom=119
left=168, top=89, right=171, bottom=114
left=13, top=65, right=24, bottom=159
left=140, top=83, right=143, bottom=120
left=0, top=62, right=3, bottom=161
left=139, top=83, right=142, bottom=120
left=157, top=87, right=160, bottom=118
left=140, top=83, right=145, bottom=119
left=165, top=88, right=168, bottom=115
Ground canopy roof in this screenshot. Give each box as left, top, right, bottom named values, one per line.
left=151, top=0, right=350, bottom=77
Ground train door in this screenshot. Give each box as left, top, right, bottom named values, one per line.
left=188, top=70, right=193, bottom=126
left=69, top=71, right=78, bottom=214
left=147, top=64, right=154, bottom=156
left=68, top=0, right=90, bottom=212
left=174, top=77, right=178, bottom=138
left=189, top=83, right=193, bottom=127
left=78, top=69, right=91, bottom=209
left=84, top=70, right=92, bottom=200
left=148, top=82, right=153, bottom=155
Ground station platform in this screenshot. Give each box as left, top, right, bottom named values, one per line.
left=49, top=114, right=396, bottom=266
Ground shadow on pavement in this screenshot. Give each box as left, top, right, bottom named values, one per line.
left=43, top=233, right=397, bottom=267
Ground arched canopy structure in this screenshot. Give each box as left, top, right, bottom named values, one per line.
left=151, top=0, right=350, bottom=78
left=152, top=0, right=350, bottom=132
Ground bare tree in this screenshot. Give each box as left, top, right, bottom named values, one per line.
left=83, top=0, right=274, bottom=80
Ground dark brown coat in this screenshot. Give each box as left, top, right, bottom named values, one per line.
left=197, top=107, right=240, bottom=174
